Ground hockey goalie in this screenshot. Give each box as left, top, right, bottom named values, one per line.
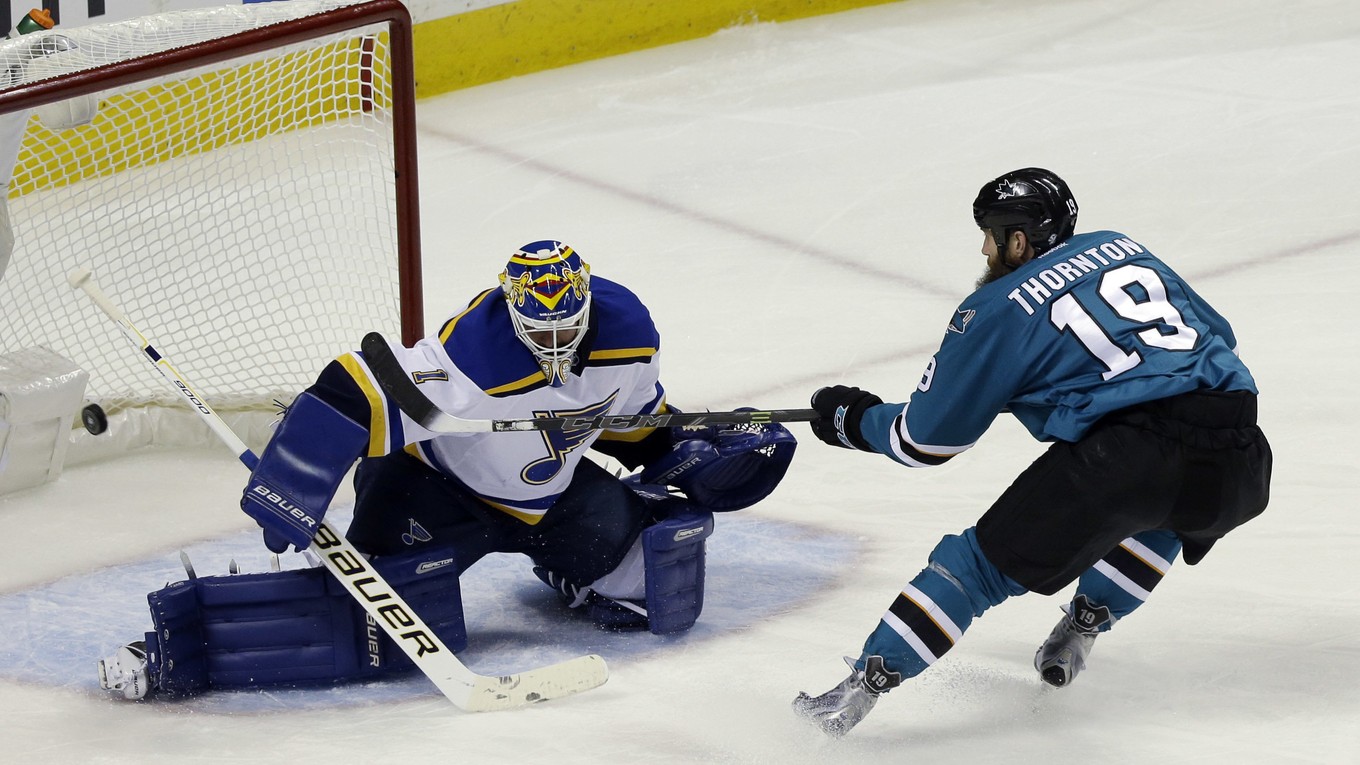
left=98, top=240, right=797, bottom=700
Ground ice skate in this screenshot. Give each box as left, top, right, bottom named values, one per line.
left=533, top=565, right=650, bottom=630
left=1034, top=594, right=1113, bottom=688
left=97, top=640, right=152, bottom=700
left=792, top=655, right=901, bottom=737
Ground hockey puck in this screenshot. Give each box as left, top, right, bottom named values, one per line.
left=81, top=403, right=108, bottom=435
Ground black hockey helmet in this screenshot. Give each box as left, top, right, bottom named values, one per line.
left=972, top=168, right=1077, bottom=256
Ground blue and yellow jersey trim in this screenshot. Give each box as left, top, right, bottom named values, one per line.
left=334, top=351, right=405, bottom=458
left=438, top=288, right=500, bottom=345
left=436, top=276, right=661, bottom=397
left=586, top=345, right=657, bottom=366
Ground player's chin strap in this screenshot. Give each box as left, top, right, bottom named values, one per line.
left=68, top=267, right=608, bottom=712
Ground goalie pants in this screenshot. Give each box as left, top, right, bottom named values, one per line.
left=348, top=452, right=653, bottom=586
left=975, top=388, right=1272, bottom=595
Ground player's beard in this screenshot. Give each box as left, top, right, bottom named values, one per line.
left=975, top=258, right=1010, bottom=289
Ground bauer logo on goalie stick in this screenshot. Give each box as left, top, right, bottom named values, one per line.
left=312, top=525, right=442, bottom=657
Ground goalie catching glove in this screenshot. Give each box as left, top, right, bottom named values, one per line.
left=635, top=410, right=797, bottom=511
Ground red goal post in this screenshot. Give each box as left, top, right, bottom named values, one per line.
left=0, top=0, right=422, bottom=460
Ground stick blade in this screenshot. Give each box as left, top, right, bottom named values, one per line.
left=461, top=654, right=609, bottom=712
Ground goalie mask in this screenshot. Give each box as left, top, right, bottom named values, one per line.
left=500, top=240, right=592, bottom=387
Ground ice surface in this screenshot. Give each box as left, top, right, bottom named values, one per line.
left=2, top=0, right=1358, bottom=761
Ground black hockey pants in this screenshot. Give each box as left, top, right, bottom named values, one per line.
left=974, top=389, right=1272, bottom=595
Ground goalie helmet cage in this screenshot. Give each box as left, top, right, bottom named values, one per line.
left=0, top=0, right=422, bottom=462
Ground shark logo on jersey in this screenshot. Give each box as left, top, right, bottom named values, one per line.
left=521, top=390, right=620, bottom=485
left=948, top=308, right=976, bottom=334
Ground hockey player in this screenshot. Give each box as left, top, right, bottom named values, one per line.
left=792, top=168, right=1271, bottom=737
left=98, top=240, right=796, bottom=699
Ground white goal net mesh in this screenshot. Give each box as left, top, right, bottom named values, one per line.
left=0, top=0, right=414, bottom=458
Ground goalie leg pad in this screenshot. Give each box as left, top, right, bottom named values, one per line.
left=641, top=509, right=715, bottom=634
left=534, top=502, right=715, bottom=635
left=144, top=546, right=465, bottom=696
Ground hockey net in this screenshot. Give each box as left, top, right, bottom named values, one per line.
left=0, top=0, right=422, bottom=463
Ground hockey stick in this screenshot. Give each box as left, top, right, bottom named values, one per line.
left=68, top=268, right=608, bottom=712
left=360, top=331, right=820, bottom=433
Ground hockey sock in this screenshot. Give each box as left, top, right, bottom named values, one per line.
left=1073, top=529, right=1181, bottom=627
left=860, top=527, right=1025, bottom=679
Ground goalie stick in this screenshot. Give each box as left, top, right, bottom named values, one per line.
left=360, top=331, right=820, bottom=433
left=68, top=267, right=608, bottom=712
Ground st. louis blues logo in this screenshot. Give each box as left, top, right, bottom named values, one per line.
left=401, top=519, right=434, bottom=546
left=521, top=390, right=618, bottom=485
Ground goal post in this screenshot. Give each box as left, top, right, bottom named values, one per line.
left=0, top=0, right=422, bottom=464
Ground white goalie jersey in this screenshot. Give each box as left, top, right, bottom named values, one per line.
left=329, top=276, right=666, bottom=524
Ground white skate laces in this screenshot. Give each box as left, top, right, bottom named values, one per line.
left=97, top=641, right=151, bottom=700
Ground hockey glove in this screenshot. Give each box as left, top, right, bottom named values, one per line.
left=636, top=412, right=796, bottom=512
left=810, top=385, right=882, bottom=451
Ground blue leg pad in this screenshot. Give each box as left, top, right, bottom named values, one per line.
left=145, top=546, right=465, bottom=696
left=641, top=510, right=714, bottom=634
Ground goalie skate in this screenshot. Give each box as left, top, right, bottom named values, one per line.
left=97, top=641, right=152, bottom=700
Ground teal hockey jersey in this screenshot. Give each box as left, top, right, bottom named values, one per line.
left=859, top=230, right=1257, bottom=466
